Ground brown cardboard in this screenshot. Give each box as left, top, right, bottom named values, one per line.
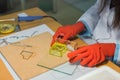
left=0, top=32, right=68, bottom=80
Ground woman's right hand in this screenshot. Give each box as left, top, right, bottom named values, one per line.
left=51, top=22, right=85, bottom=46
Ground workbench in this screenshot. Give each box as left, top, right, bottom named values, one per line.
left=0, top=7, right=120, bottom=80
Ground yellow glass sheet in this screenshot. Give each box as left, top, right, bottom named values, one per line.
left=49, top=42, right=68, bottom=57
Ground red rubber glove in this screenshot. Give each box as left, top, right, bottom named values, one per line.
left=67, top=43, right=116, bottom=67
left=51, top=22, right=85, bottom=46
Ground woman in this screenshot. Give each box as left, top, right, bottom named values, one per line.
left=51, top=0, right=120, bottom=67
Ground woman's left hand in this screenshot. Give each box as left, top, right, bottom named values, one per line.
left=67, top=43, right=115, bottom=67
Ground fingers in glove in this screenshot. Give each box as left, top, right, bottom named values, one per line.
left=80, top=54, right=93, bottom=66
left=54, top=33, right=70, bottom=44
left=57, top=33, right=71, bottom=44
left=51, top=40, right=55, bottom=46
left=51, top=33, right=64, bottom=46
left=67, top=47, right=87, bottom=59
left=69, top=51, right=90, bottom=63
left=97, top=52, right=105, bottom=65
left=95, top=47, right=102, bottom=64
left=87, top=50, right=100, bottom=67
left=87, top=59, right=97, bottom=67
left=87, top=49, right=105, bottom=67
left=87, top=53, right=97, bottom=67
left=57, top=38, right=68, bottom=44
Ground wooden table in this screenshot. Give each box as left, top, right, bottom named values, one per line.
left=0, top=7, right=120, bottom=76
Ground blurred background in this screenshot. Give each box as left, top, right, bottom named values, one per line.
left=0, top=0, right=96, bottom=25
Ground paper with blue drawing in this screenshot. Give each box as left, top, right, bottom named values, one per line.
left=0, top=31, right=70, bottom=80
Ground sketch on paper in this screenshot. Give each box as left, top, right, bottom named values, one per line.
left=20, top=47, right=34, bottom=60
left=10, top=42, right=34, bottom=60
left=0, top=31, right=39, bottom=47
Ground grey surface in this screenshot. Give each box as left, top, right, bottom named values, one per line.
left=64, top=0, right=96, bottom=12
left=0, top=0, right=85, bottom=25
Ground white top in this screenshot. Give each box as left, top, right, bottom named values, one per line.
left=77, top=0, right=120, bottom=66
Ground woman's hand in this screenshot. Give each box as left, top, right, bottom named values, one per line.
left=51, top=22, right=85, bottom=46
left=67, top=43, right=115, bottom=67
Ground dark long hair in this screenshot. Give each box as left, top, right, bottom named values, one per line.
left=99, top=0, right=120, bottom=28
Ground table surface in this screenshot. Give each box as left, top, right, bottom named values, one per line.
left=0, top=7, right=120, bottom=73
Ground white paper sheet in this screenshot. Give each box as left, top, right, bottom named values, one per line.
left=0, top=24, right=54, bottom=80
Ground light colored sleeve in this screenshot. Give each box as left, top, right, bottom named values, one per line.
left=77, top=0, right=101, bottom=37
left=113, top=44, right=120, bottom=66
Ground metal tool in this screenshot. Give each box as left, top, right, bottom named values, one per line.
left=0, top=18, right=16, bottom=22
left=0, top=16, right=57, bottom=22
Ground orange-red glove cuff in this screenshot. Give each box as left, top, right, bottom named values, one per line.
left=72, top=22, right=85, bottom=34
left=100, top=43, right=116, bottom=57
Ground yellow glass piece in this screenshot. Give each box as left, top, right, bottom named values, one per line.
left=49, top=42, right=68, bottom=57
left=0, top=23, right=16, bottom=34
